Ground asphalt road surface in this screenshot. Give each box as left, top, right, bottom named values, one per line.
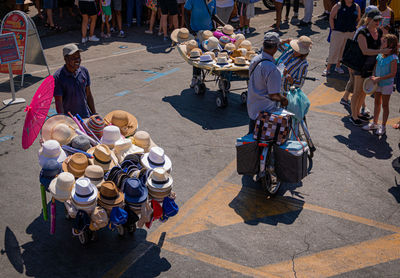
left=0, top=2, right=400, bottom=277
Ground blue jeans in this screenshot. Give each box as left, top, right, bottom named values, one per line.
left=126, top=0, right=143, bottom=27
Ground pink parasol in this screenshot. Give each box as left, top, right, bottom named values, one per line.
left=22, top=75, right=55, bottom=149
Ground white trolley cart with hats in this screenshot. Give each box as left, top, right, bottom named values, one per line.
left=37, top=111, right=179, bottom=245
left=174, top=27, right=256, bottom=108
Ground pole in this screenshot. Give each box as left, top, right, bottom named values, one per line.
left=2, top=63, right=25, bottom=105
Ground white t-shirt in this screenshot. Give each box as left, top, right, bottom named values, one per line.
left=216, top=0, right=234, bottom=8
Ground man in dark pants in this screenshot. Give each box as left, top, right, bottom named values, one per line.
left=54, top=44, right=96, bottom=118
left=247, top=32, right=288, bottom=134
left=184, top=0, right=225, bottom=87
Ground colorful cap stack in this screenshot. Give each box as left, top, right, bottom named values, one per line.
left=86, top=115, right=105, bottom=140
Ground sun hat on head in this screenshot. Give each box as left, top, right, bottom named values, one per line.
left=40, top=159, right=62, bottom=189
left=62, top=152, right=89, bottom=178
left=41, top=115, right=78, bottom=145
left=104, top=110, right=138, bottom=137
left=234, top=56, right=250, bottom=67
left=86, top=115, right=105, bottom=140
left=239, top=40, right=252, bottom=51
left=189, top=48, right=202, bottom=61
left=38, top=139, right=67, bottom=167
left=84, top=165, right=105, bottom=188
left=49, top=172, right=75, bottom=202
left=366, top=8, right=382, bottom=20
left=132, top=130, right=157, bottom=153
left=97, top=181, right=124, bottom=210
left=224, top=43, right=236, bottom=51
left=100, top=125, right=122, bottom=148
left=198, top=54, right=216, bottom=65
left=290, top=36, right=312, bottom=55
left=202, top=37, right=222, bottom=51
left=71, top=177, right=98, bottom=212
left=184, top=40, right=198, bottom=54
left=219, top=36, right=231, bottom=47
left=63, top=43, right=81, bottom=57
left=87, top=144, right=117, bottom=172
left=114, top=138, right=144, bottom=163
left=141, top=147, right=172, bottom=173
left=363, top=77, right=378, bottom=95
left=222, top=25, right=234, bottom=36
left=70, top=135, right=91, bottom=152
left=170, top=28, right=195, bottom=43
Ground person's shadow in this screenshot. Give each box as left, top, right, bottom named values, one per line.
left=388, top=176, right=400, bottom=204
left=228, top=175, right=304, bottom=226
left=334, top=117, right=393, bottom=159
left=1, top=201, right=170, bottom=277
left=162, top=88, right=249, bottom=130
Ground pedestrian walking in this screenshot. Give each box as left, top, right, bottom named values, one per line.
left=323, top=0, right=361, bottom=76
left=298, top=0, right=314, bottom=26
left=101, top=0, right=112, bottom=38
left=126, top=0, right=143, bottom=27
left=159, top=0, right=179, bottom=41
left=236, top=0, right=254, bottom=33
left=377, top=0, right=395, bottom=35
left=78, top=0, right=100, bottom=43
left=145, top=0, right=158, bottom=33
left=216, top=0, right=235, bottom=24
left=362, top=34, right=398, bottom=135
left=284, top=0, right=299, bottom=22
left=111, top=0, right=125, bottom=37
left=273, top=0, right=284, bottom=30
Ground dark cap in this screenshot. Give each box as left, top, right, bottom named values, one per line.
left=367, top=8, right=382, bottom=20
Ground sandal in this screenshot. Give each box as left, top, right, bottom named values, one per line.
left=392, top=123, right=400, bottom=129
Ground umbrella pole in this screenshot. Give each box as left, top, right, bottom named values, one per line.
left=40, top=184, right=48, bottom=221
left=50, top=198, right=56, bottom=235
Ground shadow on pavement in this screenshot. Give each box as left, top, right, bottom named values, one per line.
left=162, top=88, right=249, bottom=130
left=1, top=201, right=170, bottom=277
left=228, top=175, right=304, bottom=226
left=388, top=176, right=400, bottom=203
left=0, top=75, right=45, bottom=94
left=334, top=117, right=393, bottom=159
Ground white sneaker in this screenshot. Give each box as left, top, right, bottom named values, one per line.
left=245, top=27, right=250, bottom=34
left=322, top=69, right=330, bottom=76
left=335, top=66, right=344, bottom=74
left=81, top=37, right=88, bottom=43
left=362, top=122, right=378, bottom=131
left=89, top=35, right=100, bottom=42
left=375, top=125, right=386, bottom=136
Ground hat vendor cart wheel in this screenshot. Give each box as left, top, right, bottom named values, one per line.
left=240, top=91, right=247, bottom=105
left=117, top=225, right=126, bottom=237
left=216, top=91, right=228, bottom=108
left=194, top=82, right=206, bottom=95
left=78, top=229, right=91, bottom=245
left=218, top=78, right=231, bottom=91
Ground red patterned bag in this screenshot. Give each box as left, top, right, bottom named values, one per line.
left=253, top=111, right=292, bottom=145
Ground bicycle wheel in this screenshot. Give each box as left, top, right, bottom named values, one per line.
left=307, top=154, right=313, bottom=173
left=260, top=170, right=281, bottom=196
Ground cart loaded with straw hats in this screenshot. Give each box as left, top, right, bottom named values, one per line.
left=37, top=110, right=179, bottom=245
left=172, top=26, right=258, bottom=108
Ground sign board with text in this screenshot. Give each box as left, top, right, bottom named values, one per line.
left=0, top=33, right=21, bottom=64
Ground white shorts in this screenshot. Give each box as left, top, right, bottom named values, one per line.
left=376, top=84, right=393, bottom=95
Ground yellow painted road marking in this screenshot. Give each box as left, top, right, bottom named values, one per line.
left=162, top=241, right=280, bottom=278
left=257, top=233, right=400, bottom=278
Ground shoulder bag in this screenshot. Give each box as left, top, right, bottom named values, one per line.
left=341, top=31, right=365, bottom=71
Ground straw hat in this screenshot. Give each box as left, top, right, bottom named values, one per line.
left=189, top=48, right=202, bottom=61
left=290, top=36, right=312, bottom=55
left=141, top=146, right=172, bottom=173
left=199, top=54, right=216, bottom=65
left=100, top=125, right=122, bottom=148
left=224, top=43, right=236, bottom=51
left=97, top=181, right=124, bottom=210
left=215, top=56, right=231, bottom=68
left=84, top=165, right=105, bottom=188
left=363, top=77, right=378, bottom=95
left=38, top=139, right=67, bottom=167
left=198, top=30, right=214, bottom=43
left=62, top=153, right=89, bottom=178
left=234, top=57, right=250, bottom=67
left=114, top=138, right=144, bottom=163
left=239, top=40, right=252, bottom=51
left=234, top=33, right=245, bottom=48
left=147, top=168, right=173, bottom=201
left=104, top=110, right=138, bottom=137
left=41, top=115, right=78, bottom=145
left=245, top=50, right=256, bottom=60
left=170, top=28, right=195, bottom=43
left=132, top=131, right=157, bottom=153
left=89, top=206, right=108, bottom=231
left=222, top=25, right=234, bottom=36
left=204, top=51, right=216, bottom=60
left=219, top=36, right=231, bottom=47
left=49, top=172, right=75, bottom=202
left=202, top=37, right=222, bottom=51
left=71, top=177, right=98, bottom=210
left=184, top=40, right=198, bottom=54
left=87, top=144, right=117, bottom=172
left=86, top=115, right=105, bottom=140
left=124, top=178, right=148, bottom=205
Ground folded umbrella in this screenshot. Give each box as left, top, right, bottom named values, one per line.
left=50, top=197, right=56, bottom=235
left=61, top=145, right=94, bottom=158
left=40, top=184, right=48, bottom=221
left=75, top=129, right=98, bottom=146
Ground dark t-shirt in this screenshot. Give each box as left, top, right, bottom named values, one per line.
left=53, top=65, right=92, bottom=118
left=357, top=28, right=382, bottom=77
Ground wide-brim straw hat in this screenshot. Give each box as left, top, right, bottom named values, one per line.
left=290, top=36, right=312, bottom=55
left=146, top=168, right=173, bottom=192
left=170, top=28, right=195, bottom=43
left=233, top=57, right=250, bottom=67
left=97, top=181, right=125, bottom=210
left=87, top=144, right=117, bottom=172
left=363, top=77, right=378, bottom=95
left=41, top=115, right=78, bottom=145
left=48, top=172, right=75, bottom=202
left=104, top=110, right=138, bottom=137
left=132, top=131, right=157, bottom=153
left=114, top=138, right=144, bottom=163
left=38, top=140, right=67, bottom=167
left=84, top=165, right=105, bottom=188
left=62, top=153, right=89, bottom=179
left=197, top=30, right=214, bottom=43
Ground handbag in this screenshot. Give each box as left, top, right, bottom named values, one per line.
left=341, top=33, right=365, bottom=71
left=253, top=111, right=292, bottom=145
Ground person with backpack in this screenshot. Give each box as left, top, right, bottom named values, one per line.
left=247, top=32, right=288, bottom=134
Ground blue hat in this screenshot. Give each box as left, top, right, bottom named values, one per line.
left=39, top=160, right=62, bottom=189
left=124, top=178, right=148, bottom=204
left=162, top=197, right=179, bottom=218
left=109, top=207, right=128, bottom=228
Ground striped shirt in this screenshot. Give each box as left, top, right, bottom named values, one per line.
left=276, top=48, right=309, bottom=92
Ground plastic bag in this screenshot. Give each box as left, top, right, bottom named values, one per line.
left=286, top=88, right=310, bottom=121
